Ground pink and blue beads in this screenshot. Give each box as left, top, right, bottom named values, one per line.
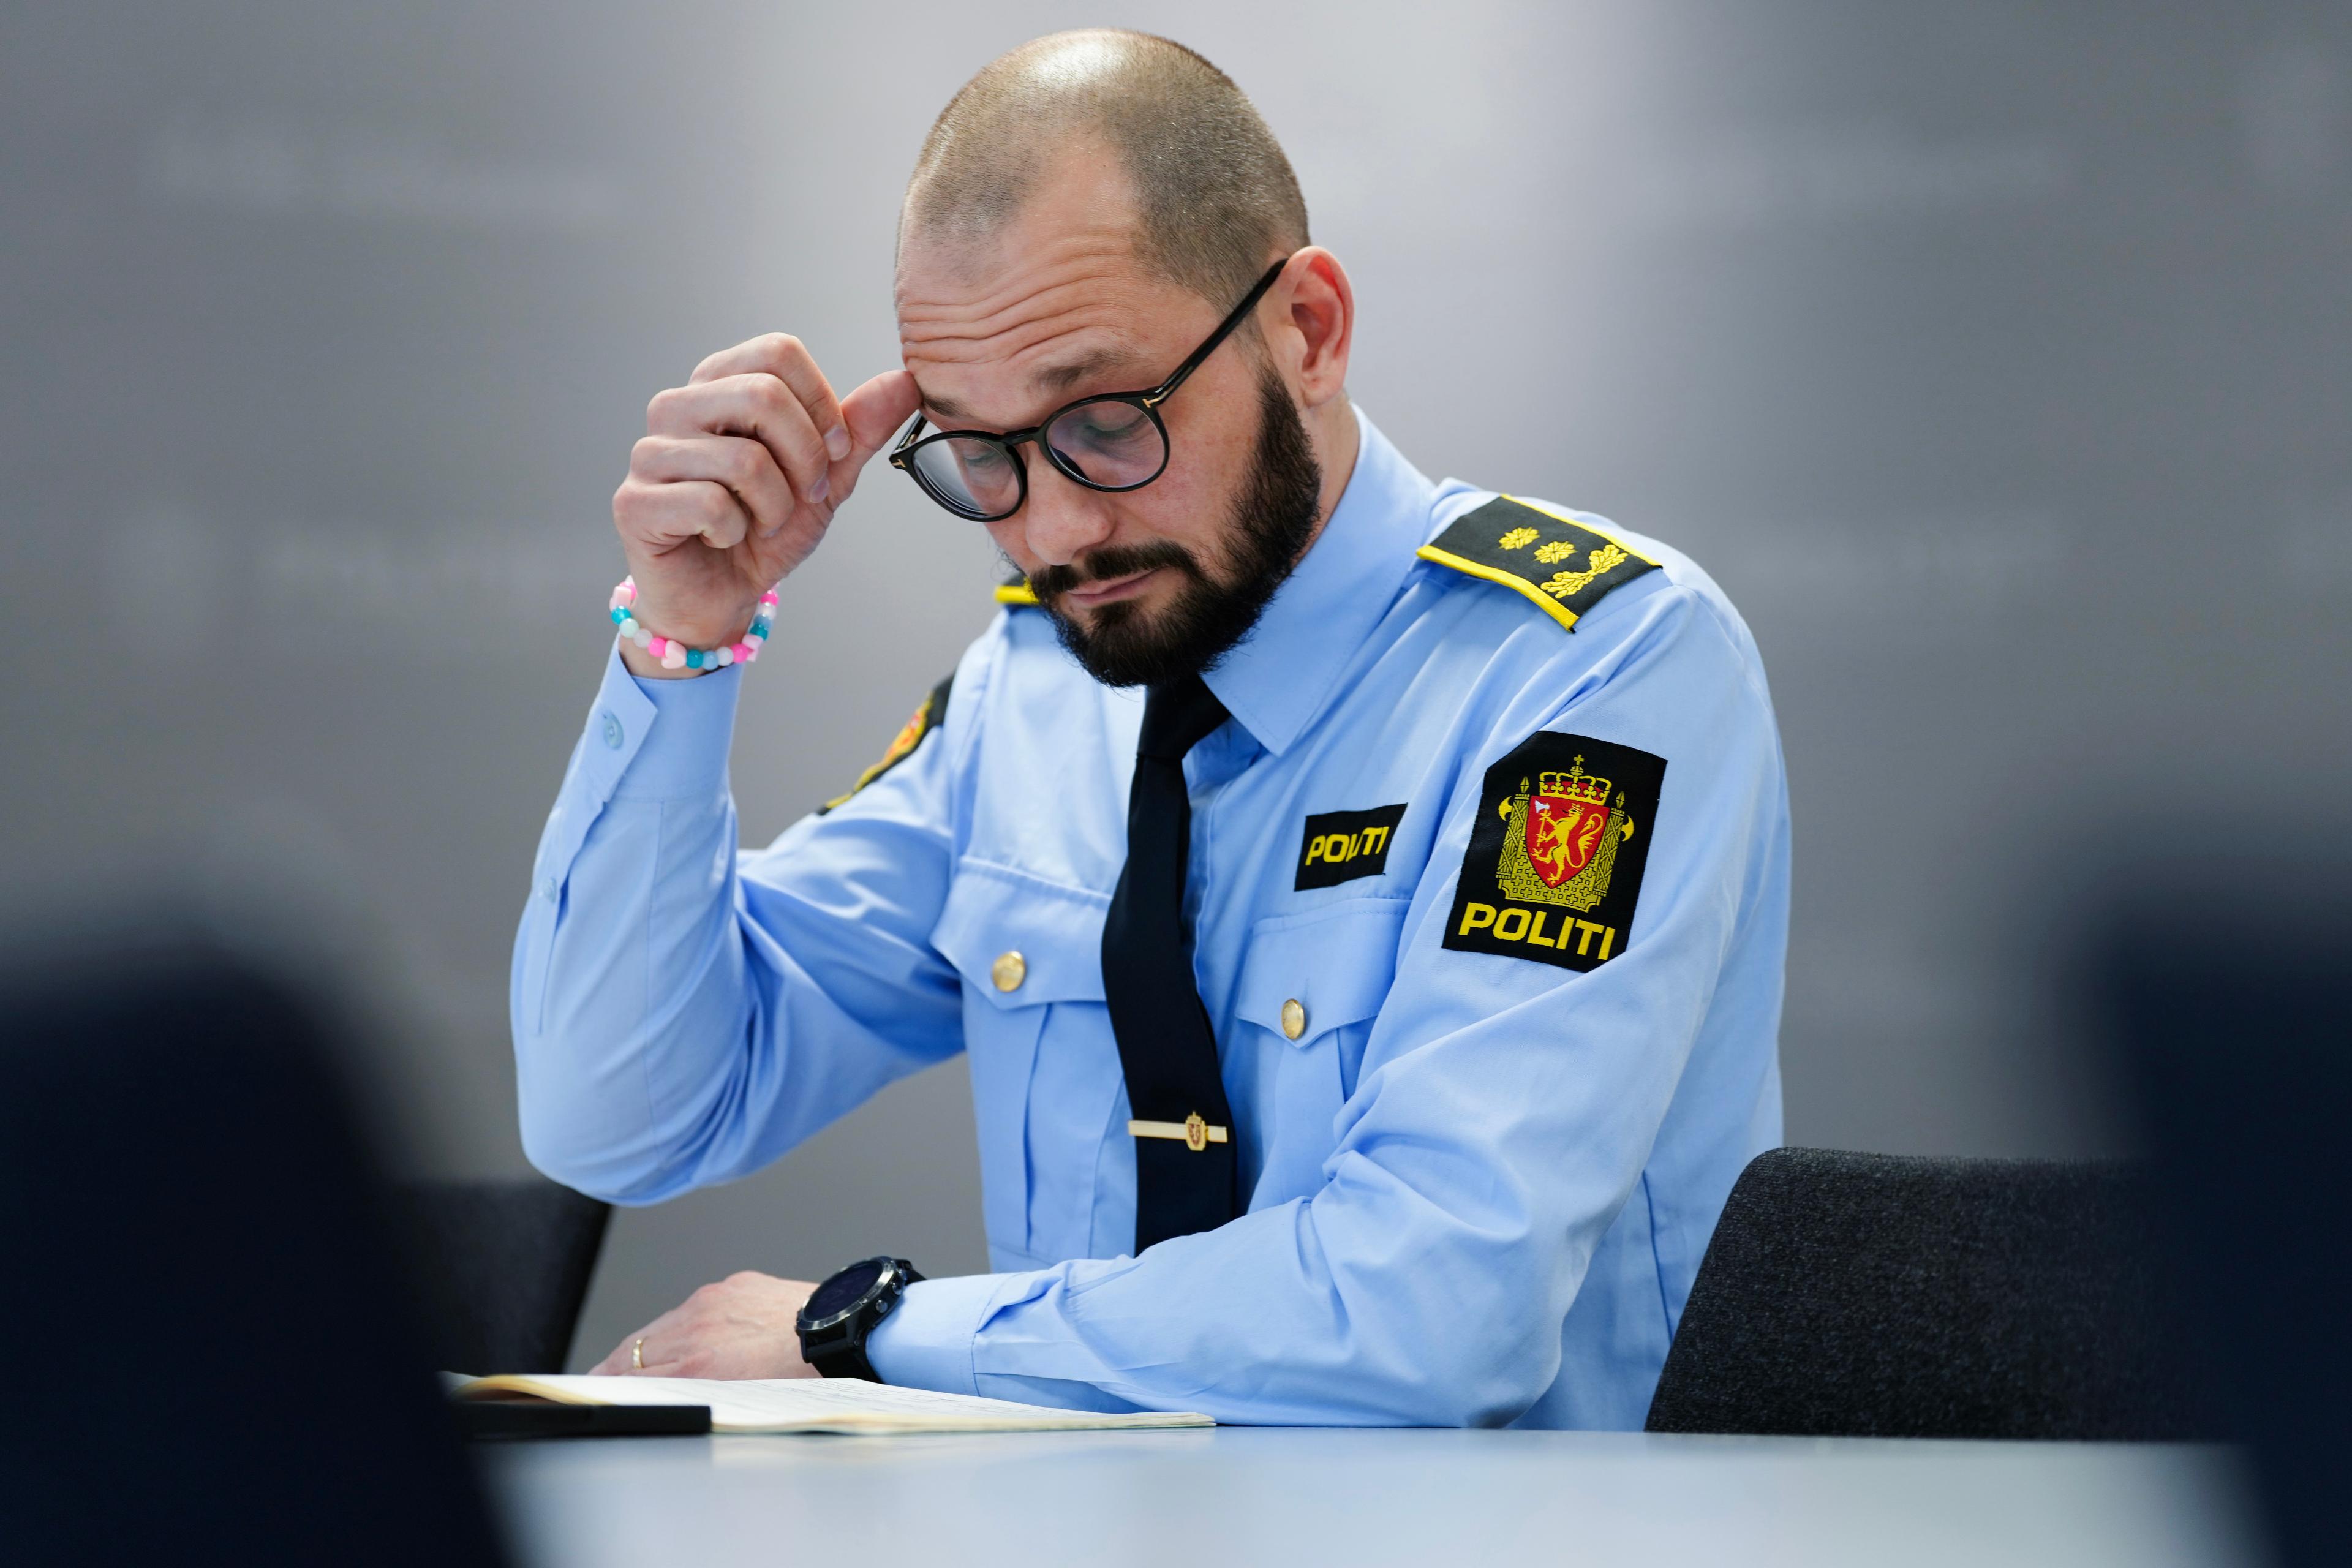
left=609, top=579, right=777, bottom=674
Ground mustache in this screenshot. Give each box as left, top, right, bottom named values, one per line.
left=1030, top=541, right=1205, bottom=601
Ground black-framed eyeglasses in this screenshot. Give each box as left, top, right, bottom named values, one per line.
left=888, top=257, right=1290, bottom=522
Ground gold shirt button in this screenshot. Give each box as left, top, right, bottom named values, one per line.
left=990, top=951, right=1027, bottom=992
left=1280, top=998, right=1306, bottom=1040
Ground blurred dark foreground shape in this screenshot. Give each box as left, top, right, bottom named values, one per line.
left=0, top=932, right=510, bottom=1566
left=1643, top=1147, right=2214, bottom=1441
left=2090, top=870, right=2352, bottom=1568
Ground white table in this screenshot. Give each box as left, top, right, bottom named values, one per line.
left=484, top=1427, right=2262, bottom=1567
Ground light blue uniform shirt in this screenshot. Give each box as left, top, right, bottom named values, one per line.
left=513, top=410, right=1787, bottom=1429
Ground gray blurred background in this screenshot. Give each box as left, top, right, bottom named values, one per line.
left=6, top=1, right=2346, bottom=1367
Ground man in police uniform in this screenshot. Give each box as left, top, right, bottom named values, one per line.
left=514, top=30, right=1788, bottom=1428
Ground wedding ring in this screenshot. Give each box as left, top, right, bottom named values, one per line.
left=632, top=1336, right=646, bottom=1370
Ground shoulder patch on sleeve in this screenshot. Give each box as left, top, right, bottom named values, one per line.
left=994, top=573, right=1040, bottom=608
left=1442, top=730, right=1666, bottom=971
left=821, top=673, right=954, bottom=812
left=1417, top=495, right=1660, bottom=631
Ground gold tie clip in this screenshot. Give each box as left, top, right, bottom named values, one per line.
left=1128, top=1112, right=1228, bottom=1153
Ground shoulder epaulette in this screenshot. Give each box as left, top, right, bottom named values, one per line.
left=994, top=573, right=1040, bottom=608
left=1417, top=495, right=1660, bottom=631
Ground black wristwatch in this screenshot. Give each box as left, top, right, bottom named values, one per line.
left=796, top=1256, right=924, bottom=1381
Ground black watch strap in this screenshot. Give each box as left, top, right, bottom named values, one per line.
left=805, top=1338, right=879, bottom=1382
left=799, top=1256, right=922, bottom=1381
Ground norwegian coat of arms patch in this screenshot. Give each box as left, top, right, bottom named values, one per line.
left=1442, top=731, right=1667, bottom=972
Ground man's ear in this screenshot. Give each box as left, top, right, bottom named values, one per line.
left=1281, top=247, right=1354, bottom=410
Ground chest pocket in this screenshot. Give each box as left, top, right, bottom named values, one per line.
left=1229, top=898, right=1411, bottom=1205
left=931, top=860, right=1117, bottom=1265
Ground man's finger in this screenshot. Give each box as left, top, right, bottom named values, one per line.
left=631, top=435, right=795, bottom=539
left=760, top=340, right=850, bottom=462
left=840, top=370, right=922, bottom=468
left=820, top=369, right=924, bottom=505
left=590, top=1328, right=650, bottom=1376
left=623, top=1344, right=684, bottom=1376
left=688, top=331, right=799, bottom=384
left=687, top=334, right=848, bottom=457
left=617, top=477, right=751, bottom=552
left=649, top=375, right=835, bottom=510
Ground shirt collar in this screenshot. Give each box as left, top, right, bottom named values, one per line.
left=1202, top=407, right=1436, bottom=756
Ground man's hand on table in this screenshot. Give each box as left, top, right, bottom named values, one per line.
left=590, top=1270, right=822, bottom=1378
left=612, top=333, right=920, bottom=679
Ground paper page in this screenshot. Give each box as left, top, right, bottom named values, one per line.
left=452, top=1373, right=1213, bottom=1434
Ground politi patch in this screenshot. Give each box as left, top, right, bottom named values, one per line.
left=1294, top=803, right=1408, bottom=890
left=1442, top=731, right=1665, bottom=971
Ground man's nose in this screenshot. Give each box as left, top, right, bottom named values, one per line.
left=1016, top=458, right=1118, bottom=568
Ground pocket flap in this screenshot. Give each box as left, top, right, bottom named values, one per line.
left=1234, top=899, right=1409, bottom=1046
left=932, top=859, right=1110, bottom=1010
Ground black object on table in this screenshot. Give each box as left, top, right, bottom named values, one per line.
left=453, top=1401, right=712, bottom=1440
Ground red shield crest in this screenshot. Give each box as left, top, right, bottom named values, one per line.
left=1525, top=796, right=1612, bottom=888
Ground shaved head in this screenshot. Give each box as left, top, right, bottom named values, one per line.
left=901, top=29, right=1311, bottom=307
left=888, top=32, right=1360, bottom=691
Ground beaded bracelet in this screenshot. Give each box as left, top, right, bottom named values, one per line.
left=608, top=578, right=777, bottom=673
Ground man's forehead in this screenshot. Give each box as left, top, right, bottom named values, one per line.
left=895, top=232, right=1207, bottom=424
left=911, top=336, right=1158, bottom=421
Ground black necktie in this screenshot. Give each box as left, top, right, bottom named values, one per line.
left=1101, top=673, right=1237, bottom=1254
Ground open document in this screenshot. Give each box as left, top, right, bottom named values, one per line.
left=450, top=1374, right=1213, bottom=1434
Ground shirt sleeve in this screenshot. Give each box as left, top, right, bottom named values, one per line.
left=869, top=583, right=1785, bottom=1424
left=510, top=646, right=966, bottom=1205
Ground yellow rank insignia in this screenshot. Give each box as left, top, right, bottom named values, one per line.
left=1444, top=731, right=1667, bottom=972
left=1417, top=496, right=1660, bottom=631
left=821, top=674, right=953, bottom=812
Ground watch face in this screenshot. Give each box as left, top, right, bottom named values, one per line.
left=802, top=1257, right=889, bottom=1328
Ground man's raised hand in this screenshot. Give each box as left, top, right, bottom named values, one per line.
left=612, top=336, right=919, bottom=676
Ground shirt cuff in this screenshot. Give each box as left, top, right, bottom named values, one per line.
left=865, top=1273, right=1006, bottom=1396
left=578, top=643, right=744, bottom=803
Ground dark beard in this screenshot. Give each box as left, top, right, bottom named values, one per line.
left=1030, top=365, right=1324, bottom=688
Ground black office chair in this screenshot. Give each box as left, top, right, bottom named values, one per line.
left=1643, top=1146, right=2214, bottom=1440
left=396, top=1178, right=612, bottom=1374
left=0, top=930, right=509, bottom=1566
